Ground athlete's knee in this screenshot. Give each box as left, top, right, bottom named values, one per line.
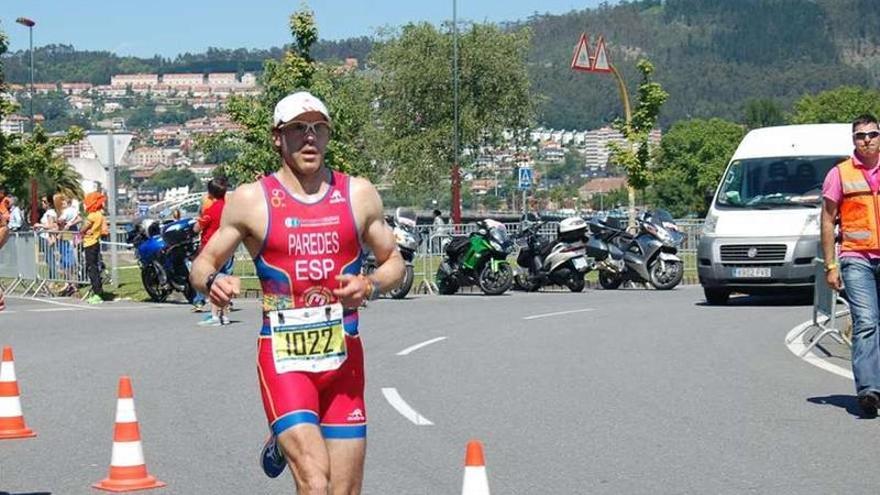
left=279, top=426, right=331, bottom=492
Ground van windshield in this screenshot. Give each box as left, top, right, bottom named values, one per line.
left=716, top=156, right=847, bottom=209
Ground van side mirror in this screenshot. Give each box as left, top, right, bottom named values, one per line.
left=704, top=187, right=715, bottom=205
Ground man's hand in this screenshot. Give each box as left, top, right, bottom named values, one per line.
left=208, top=275, right=241, bottom=307
left=826, top=268, right=842, bottom=292
left=333, top=274, right=371, bottom=309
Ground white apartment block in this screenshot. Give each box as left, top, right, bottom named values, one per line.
left=207, top=73, right=237, bottom=86
left=60, top=83, right=93, bottom=95
left=59, top=138, right=98, bottom=160
left=241, top=73, right=257, bottom=86
left=582, top=126, right=662, bottom=170
left=0, top=114, right=28, bottom=135
left=129, top=146, right=180, bottom=167
left=162, top=73, right=206, bottom=88
left=111, top=73, right=159, bottom=88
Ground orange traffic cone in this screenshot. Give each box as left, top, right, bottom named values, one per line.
left=93, top=376, right=166, bottom=492
left=461, top=439, right=490, bottom=495
left=0, top=346, right=36, bottom=439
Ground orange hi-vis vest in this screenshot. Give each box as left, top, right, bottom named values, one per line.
left=839, top=158, right=880, bottom=251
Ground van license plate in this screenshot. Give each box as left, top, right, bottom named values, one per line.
left=732, top=267, right=771, bottom=278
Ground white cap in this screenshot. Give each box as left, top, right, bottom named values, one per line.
left=273, top=91, right=331, bottom=128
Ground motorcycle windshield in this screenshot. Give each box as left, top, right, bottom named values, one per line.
left=395, top=208, right=418, bottom=229
left=489, top=226, right=513, bottom=252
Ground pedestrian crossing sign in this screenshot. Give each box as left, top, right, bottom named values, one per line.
left=518, top=167, right=533, bottom=190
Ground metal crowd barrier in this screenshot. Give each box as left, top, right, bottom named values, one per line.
left=0, top=230, right=137, bottom=298
left=787, top=257, right=851, bottom=356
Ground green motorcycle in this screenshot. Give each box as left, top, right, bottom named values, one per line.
left=435, top=219, right=515, bottom=295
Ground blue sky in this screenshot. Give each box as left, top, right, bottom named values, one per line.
left=0, top=1, right=608, bottom=58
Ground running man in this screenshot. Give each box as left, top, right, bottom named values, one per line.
left=190, top=91, right=404, bottom=494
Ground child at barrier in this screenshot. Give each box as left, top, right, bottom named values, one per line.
left=82, top=191, right=107, bottom=304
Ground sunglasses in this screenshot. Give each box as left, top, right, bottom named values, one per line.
left=280, top=120, right=331, bottom=138
left=853, top=130, right=880, bottom=140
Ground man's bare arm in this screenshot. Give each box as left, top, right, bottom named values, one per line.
left=357, top=179, right=404, bottom=293
left=189, top=185, right=259, bottom=294
left=820, top=198, right=838, bottom=265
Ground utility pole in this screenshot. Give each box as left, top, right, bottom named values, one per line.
left=450, top=0, right=462, bottom=225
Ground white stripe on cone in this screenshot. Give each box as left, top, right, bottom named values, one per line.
left=0, top=360, right=16, bottom=381
left=110, top=441, right=147, bottom=467
left=0, top=396, right=23, bottom=417
left=462, top=466, right=490, bottom=495
left=115, top=398, right=137, bottom=423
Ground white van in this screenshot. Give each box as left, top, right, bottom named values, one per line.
left=698, top=123, right=852, bottom=304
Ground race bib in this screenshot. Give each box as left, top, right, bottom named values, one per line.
left=268, top=304, right=347, bottom=373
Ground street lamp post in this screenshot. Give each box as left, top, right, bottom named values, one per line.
left=15, top=16, right=39, bottom=226
left=450, top=0, right=462, bottom=225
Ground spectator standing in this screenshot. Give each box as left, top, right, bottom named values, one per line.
left=194, top=177, right=232, bottom=326
left=7, top=197, right=23, bottom=231
left=35, top=196, right=59, bottom=280
left=56, top=194, right=82, bottom=296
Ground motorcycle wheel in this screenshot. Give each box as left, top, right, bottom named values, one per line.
left=514, top=272, right=541, bottom=292
left=389, top=265, right=415, bottom=299
left=436, top=264, right=459, bottom=295
left=479, top=262, right=513, bottom=295
left=567, top=275, right=586, bottom=293
left=598, top=270, right=623, bottom=290
left=141, top=265, right=169, bottom=302
left=649, top=259, right=683, bottom=290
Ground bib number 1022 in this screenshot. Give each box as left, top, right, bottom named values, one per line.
left=280, top=328, right=335, bottom=357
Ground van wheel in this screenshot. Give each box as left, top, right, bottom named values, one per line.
left=704, top=288, right=730, bottom=305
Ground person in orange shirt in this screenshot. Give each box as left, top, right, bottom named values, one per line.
left=0, top=216, right=8, bottom=311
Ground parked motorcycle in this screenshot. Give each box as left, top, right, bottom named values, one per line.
left=513, top=217, right=590, bottom=292
left=591, top=209, right=685, bottom=290
left=435, top=219, right=514, bottom=295
left=127, top=217, right=199, bottom=303
left=362, top=208, right=421, bottom=299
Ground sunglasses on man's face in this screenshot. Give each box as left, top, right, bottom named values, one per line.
left=853, top=130, right=880, bottom=141
left=281, top=120, right=331, bottom=138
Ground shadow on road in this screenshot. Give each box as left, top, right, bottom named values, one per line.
left=0, top=492, right=52, bottom=495
left=695, top=293, right=813, bottom=307
left=807, top=394, right=869, bottom=418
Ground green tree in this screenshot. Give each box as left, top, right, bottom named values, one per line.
left=371, top=22, right=534, bottom=199
left=607, top=58, right=668, bottom=225
left=790, top=86, right=880, bottom=124
left=743, top=98, right=785, bottom=129
left=1, top=23, right=85, bottom=205
left=200, top=9, right=378, bottom=185
left=145, top=168, right=199, bottom=192
left=650, top=118, right=746, bottom=217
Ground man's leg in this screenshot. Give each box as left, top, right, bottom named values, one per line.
left=327, top=438, right=366, bottom=495
left=277, top=424, right=331, bottom=494
left=840, top=258, right=880, bottom=397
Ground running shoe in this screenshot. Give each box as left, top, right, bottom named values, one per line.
left=197, top=315, right=221, bottom=327
left=86, top=294, right=103, bottom=305
left=260, top=434, right=286, bottom=478
left=220, top=314, right=230, bottom=326
left=191, top=302, right=206, bottom=313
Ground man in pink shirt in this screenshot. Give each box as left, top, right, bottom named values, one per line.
left=821, top=113, right=880, bottom=417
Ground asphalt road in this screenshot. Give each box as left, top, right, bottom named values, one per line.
left=0, top=286, right=873, bottom=494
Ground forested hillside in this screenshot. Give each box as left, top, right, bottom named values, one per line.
left=524, top=0, right=880, bottom=128
left=2, top=0, right=879, bottom=129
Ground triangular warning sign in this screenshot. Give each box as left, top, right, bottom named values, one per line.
left=591, top=36, right=612, bottom=72
left=570, top=33, right=593, bottom=72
